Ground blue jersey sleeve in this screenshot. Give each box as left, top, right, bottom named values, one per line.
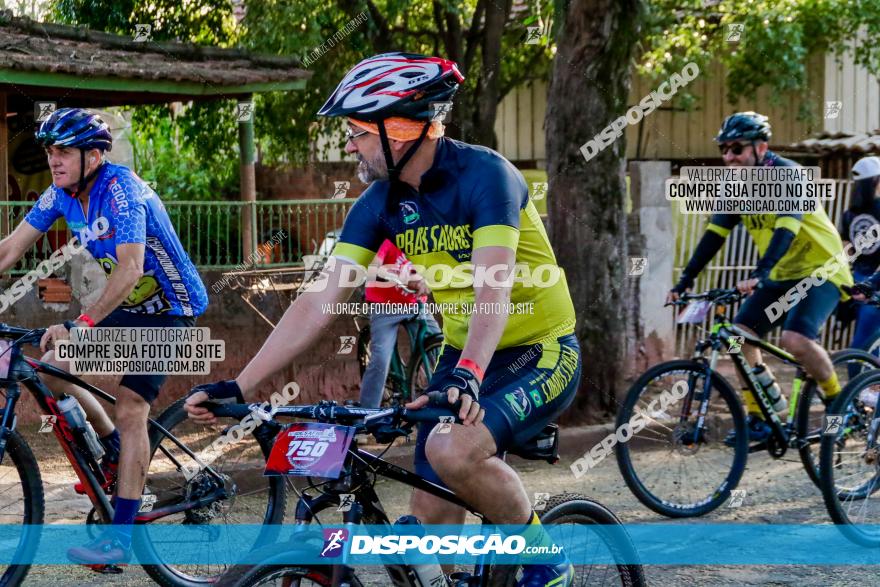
left=469, top=157, right=527, bottom=250
left=108, top=174, right=147, bottom=245
left=333, top=188, right=385, bottom=268
left=24, top=187, right=63, bottom=233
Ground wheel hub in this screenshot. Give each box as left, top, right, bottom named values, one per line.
left=184, top=472, right=235, bottom=523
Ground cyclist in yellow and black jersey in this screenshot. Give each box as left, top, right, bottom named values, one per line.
left=667, top=112, right=853, bottom=444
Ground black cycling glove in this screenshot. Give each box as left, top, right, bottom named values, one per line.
left=428, top=367, right=481, bottom=402
left=848, top=281, right=876, bottom=298
left=188, top=380, right=245, bottom=404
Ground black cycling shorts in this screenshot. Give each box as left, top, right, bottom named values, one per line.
left=734, top=279, right=840, bottom=341
left=95, top=308, right=196, bottom=403
left=414, top=333, right=581, bottom=488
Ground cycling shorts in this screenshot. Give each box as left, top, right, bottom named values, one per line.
left=734, top=279, right=840, bottom=341
left=96, top=308, right=196, bottom=403
left=414, top=333, right=581, bottom=488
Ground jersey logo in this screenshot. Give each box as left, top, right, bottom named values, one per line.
left=400, top=201, right=420, bottom=225
left=504, top=387, right=533, bottom=421
left=38, top=190, right=57, bottom=211
left=851, top=214, right=880, bottom=255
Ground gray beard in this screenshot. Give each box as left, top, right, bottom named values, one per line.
left=357, top=156, right=388, bottom=183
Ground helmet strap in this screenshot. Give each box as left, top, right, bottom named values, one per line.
left=751, top=140, right=764, bottom=166
left=75, top=149, right=104, bottom=197
left=377, top=120, right=431, bottom=184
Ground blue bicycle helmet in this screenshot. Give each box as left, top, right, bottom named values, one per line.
left=35, top=108, right=113, bottom=152
left=35, top=108, right=112, bottom=194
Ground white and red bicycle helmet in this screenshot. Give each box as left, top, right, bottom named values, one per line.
left=319, top=52, right=464, bottom=182
left=318, top=52, right=463, bottom=122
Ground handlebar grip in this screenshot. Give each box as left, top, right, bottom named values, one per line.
left=401, top=407, right=462, bottom=424
left=201, top=402, right=252, bottom=420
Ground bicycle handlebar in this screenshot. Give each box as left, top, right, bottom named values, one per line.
left=202, top=399, right=462, bottom=430
left=669, top=288, right=743, bottom=306
left=0, top=324, right=48, bottom=347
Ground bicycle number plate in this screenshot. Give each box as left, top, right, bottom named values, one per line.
left=0, top=339, right=10, bottom=379
left=264, top=422, right=355, bottom=478
left=677, top=300, right=711, bottom=324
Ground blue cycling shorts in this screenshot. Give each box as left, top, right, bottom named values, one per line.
left=414, top=333, right=582, bottom=488
left=734, top=279, right=840, bottom=341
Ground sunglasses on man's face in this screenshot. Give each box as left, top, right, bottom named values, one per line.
left=719, top=143, right=750, bottom=156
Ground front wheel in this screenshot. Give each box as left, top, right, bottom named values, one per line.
left=490, top=493, right=645, bottom=587
left=215, top=543, right=366, bottom=587
left=138, top=398, right=286, bottom=587
left=820, top=369, right=880, bottom=546
left=795, top=349, right=880, bottom=488
left=0, top=430, right=44, bottom=587
left=615, top=360, right=748, bottom=518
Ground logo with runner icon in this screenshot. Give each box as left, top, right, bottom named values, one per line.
left=400, top=201, right=420, bottom=225
left=320, top=528, right=349, bottom=558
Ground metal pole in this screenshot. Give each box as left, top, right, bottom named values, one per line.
left=238, top=95, right=256, bottom=261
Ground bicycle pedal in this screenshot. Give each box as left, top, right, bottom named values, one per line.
left=449, top=571, right=477, bottom=586
left=86, top=564, right=125, bottom=574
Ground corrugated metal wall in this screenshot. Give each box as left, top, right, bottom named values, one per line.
left=823, top=50, right=880, bottom=135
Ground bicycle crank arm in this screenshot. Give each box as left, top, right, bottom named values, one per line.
left=134, top=489, right=229, bottom=522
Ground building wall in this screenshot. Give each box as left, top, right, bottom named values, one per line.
left=823, top=48, right=880, bottom=135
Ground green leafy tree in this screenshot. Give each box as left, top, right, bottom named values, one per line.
left=48, top=0, right=556, bottom=191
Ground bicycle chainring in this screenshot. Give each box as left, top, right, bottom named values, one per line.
left=767, top=433, right=787, bottom=458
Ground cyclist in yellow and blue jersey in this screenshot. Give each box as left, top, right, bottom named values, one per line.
left=185, top=53, right=580, bottom=587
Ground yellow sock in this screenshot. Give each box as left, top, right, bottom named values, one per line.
left=518, top=512, right=565, bottom=563
left=742, top=389, right=764, bottom=418
left=819, top=372, right=841, bottom=400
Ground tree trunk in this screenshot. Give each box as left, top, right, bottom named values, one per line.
left=546, top=0, right=643, bottom=422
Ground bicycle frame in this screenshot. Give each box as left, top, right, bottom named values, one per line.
left=289, top=426, right=498, bottom=587
left=689, top=304, right=809, bottom=455
left=0, top=328, right=234, bottom=525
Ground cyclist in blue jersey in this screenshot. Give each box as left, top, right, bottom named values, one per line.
left=0, top=108, right=208, bottom=566
left=186, top=53, right=579, bottom=587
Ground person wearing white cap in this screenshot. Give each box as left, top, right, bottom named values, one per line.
left=840, top=156, right=880, bottom=351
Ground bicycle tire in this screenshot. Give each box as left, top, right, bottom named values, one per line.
left=615, top=360, right=748, bottom=518
left=820, top=369, right=880, bottom=546
left=138, top=398, right=286, bottom=587
left=489, top=493, right=645, bottom=587
left=216, top=552, right=365, bottom=587
left=796, top=349, right=880, bottom=488
left=357, top=324, right=371, bottom=378
left=406, top=334, right=444, bottom=401
left=0, top=430, right=44, bottom=587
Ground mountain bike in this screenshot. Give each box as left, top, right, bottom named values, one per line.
left=820, top=294, right=880, bottom=546
left=0, top=323, right=284, bottom=587
left=616, top=288, right=880, bottom=518
left=356, top=304, right=443, bottom=407
left=211, top=398, right=646, bottom=587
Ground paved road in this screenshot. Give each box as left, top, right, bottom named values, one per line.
left=14, top=422, right=879, bottom=586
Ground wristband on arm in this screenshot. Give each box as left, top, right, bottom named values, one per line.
left=456, top=359, right=484, bottom=383
left=76, top=314, right=96, bottom=328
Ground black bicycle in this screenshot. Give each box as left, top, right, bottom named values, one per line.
left=211, top=398, right=645, bottom=587
left=616, top=288, right=879, bottom=518
left=0, top=323, right=285, bottom=587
